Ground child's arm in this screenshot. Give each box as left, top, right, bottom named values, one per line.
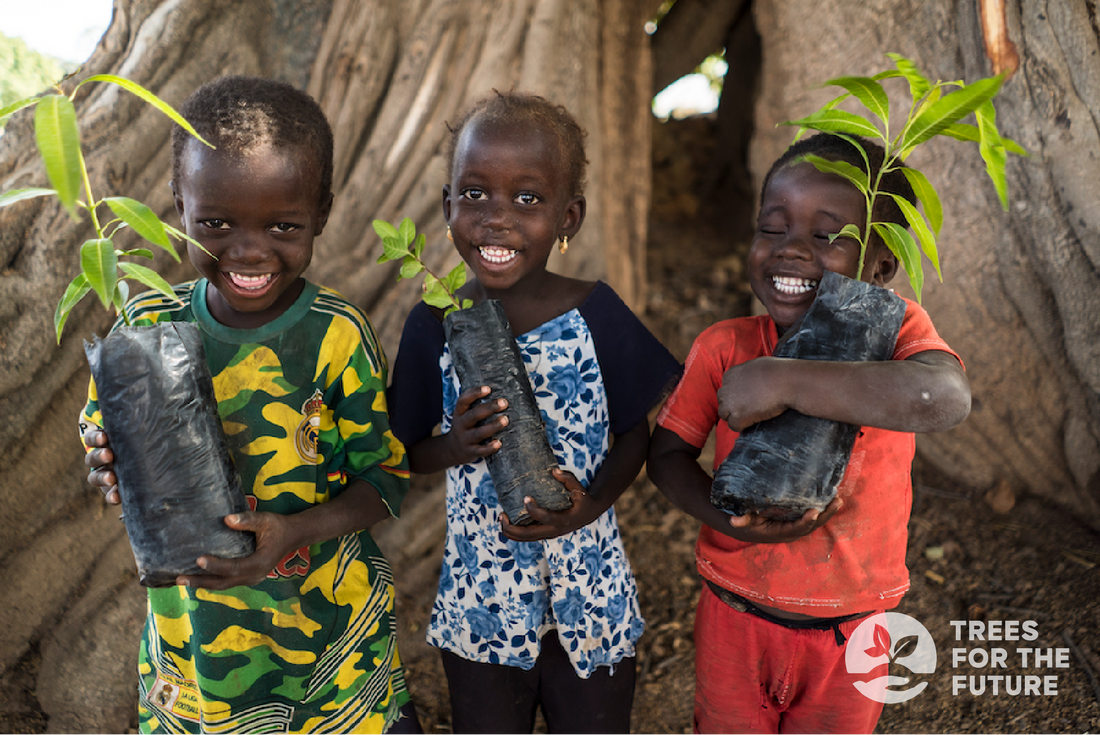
left=717, top=350, right=970, bottom=433
left=501, top=419, right=650, bottom=542
left=648, top=425, right=841, bottom=543
left=83, top=427, right=394, bottom=590
left=177, top=479, right=391, bottom=590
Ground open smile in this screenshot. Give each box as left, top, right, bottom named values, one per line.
left=772, top=275, right=818, bottom=295
left=478, top=246, right=518, bottom=265
left=226, top=272, right=276, bottom=292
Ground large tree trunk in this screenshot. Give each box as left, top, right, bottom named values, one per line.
left=0, top=0, right=654, bottom=730
left=748, top=0, right=1100, bottom=523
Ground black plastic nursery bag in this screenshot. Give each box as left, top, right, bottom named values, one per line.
left=444, top=300, right=572, bottom=525
left=711, top=270, right=907, bottom=521
left=84, top=321, right=254, bottom=587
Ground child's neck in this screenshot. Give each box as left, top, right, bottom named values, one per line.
left=462, top=275, right=595, bottom=337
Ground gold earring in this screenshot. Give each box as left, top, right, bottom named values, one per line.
left=447, top=226, right=453, bottom=242
left=558, top=236, right=568, bottom=255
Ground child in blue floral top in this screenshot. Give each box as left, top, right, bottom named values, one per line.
left=388, top=92, right=680, bottom=733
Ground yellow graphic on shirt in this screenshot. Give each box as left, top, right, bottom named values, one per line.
left=204, top=625, right=317, bottom=666
left=148, top=672, right=202, bottom=723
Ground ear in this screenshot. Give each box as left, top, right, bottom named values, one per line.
left=558, top=195, right=586, bottom=240
left=442, top=184, right=452, bottom=223
left=314, top=193, right=334, bottom=236
left=171, top=180, right=185, bottom=222
left=868, top=245, right=899, bottom=287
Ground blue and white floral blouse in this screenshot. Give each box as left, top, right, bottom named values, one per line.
left=389, top=282, right=681, bottom=678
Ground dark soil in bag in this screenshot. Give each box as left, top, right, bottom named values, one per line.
left=444, top=300, right=572, bottom=525
left=84, top=322, right=255, bottom=587
left=711, top=270, right=907, bottom=521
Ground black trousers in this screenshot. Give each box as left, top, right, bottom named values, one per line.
left=440, top=633, right=636, bottom=734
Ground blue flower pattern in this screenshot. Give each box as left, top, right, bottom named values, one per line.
left=427, top=308, right=644, bottom=678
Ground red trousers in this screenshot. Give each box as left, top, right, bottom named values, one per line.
left=693, top=583, right=885, bottom=734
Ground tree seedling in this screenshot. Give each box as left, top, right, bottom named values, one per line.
left=782, top=52, right=1026, bottom=301
left=0, top=73, right=214, bottom=341
left=373, top=216, right=472, bottom=314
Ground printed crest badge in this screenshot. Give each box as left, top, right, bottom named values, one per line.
left=295, top=390, right=324, bottom=463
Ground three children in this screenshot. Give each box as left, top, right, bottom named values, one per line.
left=82, top=71, right=969, bottom=735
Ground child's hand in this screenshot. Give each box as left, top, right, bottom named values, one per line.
left=176, top=511, right=297, bottom=590
left=83, top=428, right=121, bottom=505
left=500, top=469, right=597, bottom=541
left=717, top=357, right=789, bottom=431
left=445, top=386, right=509, bottom=463
left=727, top=496, right=842, bottom=543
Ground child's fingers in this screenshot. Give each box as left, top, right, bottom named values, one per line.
left=84, top=445, right=114, bottom=469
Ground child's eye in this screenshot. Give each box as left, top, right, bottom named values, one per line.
left=200, top=219, right=229, bottom=230
left=514, top=192, right=540, bottom=205
left=461, top=188, right=487, bottom=201
left=270, top=223, right=301, bottom=234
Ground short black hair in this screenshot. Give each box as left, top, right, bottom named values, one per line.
left=762, top=133, right=916, bottom=235
left=445, top=91, right=588, bottom=196
left=171, top=75, right=334, bottom=204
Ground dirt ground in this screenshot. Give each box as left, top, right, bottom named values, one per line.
left=393, top=116, right=1100, bottom=734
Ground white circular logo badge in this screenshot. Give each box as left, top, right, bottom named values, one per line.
left=846, top=612, right=937, bottom=704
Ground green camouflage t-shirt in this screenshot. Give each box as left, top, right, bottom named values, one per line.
left=82, top=279, right=411, bottom=733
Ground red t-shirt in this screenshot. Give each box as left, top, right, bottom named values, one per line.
left=656, top=297, right=960, bottom=616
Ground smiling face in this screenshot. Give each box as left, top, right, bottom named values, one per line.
left=174, top=139, right=331, bottom=329
left=748, top=160, right=897, bottom=332
left=443, top=117, right=584, bottom=297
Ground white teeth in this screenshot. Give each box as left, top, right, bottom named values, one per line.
left=229, top=273, right=272, bottom=290
left=479, top=246, right=517, bottom=265
left=772, top=275, right=818, bottom=295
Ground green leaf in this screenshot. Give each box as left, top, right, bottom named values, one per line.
left=898, top=75, right=1004, bottom=153
left=34, top=95, right=82, bottom=215
left=75, top=74, right=214, bottom=148
left=0, top=95, right=41, bottom=124
left=887, top=193, right=941, bottom=281
left=113, top=280, right=130, bottom=311
left=412, top=232, right=426, bottom=259
left=824, top=76, right=890, bottom=127
left=974, top=100, right=1010, bottom=210
left=442, top=262, right=467, bottom=296
left=900, top=168, right=943, bottom=235
left=398, top=217, right=416, bottom=246
left=782, top=108, right=883, bottom=141
left=400, top=256, right=425, bottom=280
left=379, top=236, right=411, bottom=263
left=0, top=187, right=57, bottom=209
left=833, top=223, right=864, bottom=244
left=940, top=122, right=981, bottom=143
left=372, top=219, right=400, bottom=242
left=422, top=274, right=456, bottom=310
left=54, top=273, right=91, bottom=343
left=801, top=154, right=869, bottom=192
left=874, top=222, right=924, bottom=302
left=164, top=223, right=211, bottom=257
left=104, top=196, right=174, bottom=252
left=117, top=247, right=155, bottom=260
left=119, top=262, right=180, bottom=302
left=885, top=53, right=931, bottom=103
left=80, top=238, right=119, bottom=309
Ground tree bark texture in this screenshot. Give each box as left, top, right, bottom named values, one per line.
left=749, top=0, right=1100, bottom=525
left=0, top=0, right=654, bottom=729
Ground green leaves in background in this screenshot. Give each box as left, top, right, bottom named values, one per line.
left=374, top=217, right=472, bottom=315
left=780, top=53, right=1026, bottom=301
left=0, top=74, right=207, bottom=341
left=34, top=94, right=82, bottom=216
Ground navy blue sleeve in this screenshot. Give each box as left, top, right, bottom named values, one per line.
left=387, top=301, right=446, bottom=447
left=580, top=282, right=683, bottom=436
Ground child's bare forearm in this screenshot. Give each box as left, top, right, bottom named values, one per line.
left=648, top=427, right=740, bottom=535
left=721, top=350, right=970, bottom=434
left=281, top=479, right=393, bottom=549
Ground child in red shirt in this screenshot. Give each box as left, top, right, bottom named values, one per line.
left=648, top=133, right=971, bottom=734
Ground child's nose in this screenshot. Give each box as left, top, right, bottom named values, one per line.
left=227, top=231, right=271, bottom=262
left=774, top=230, right=813, bottom=259
left=482, top=201, right=514, bottom=230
